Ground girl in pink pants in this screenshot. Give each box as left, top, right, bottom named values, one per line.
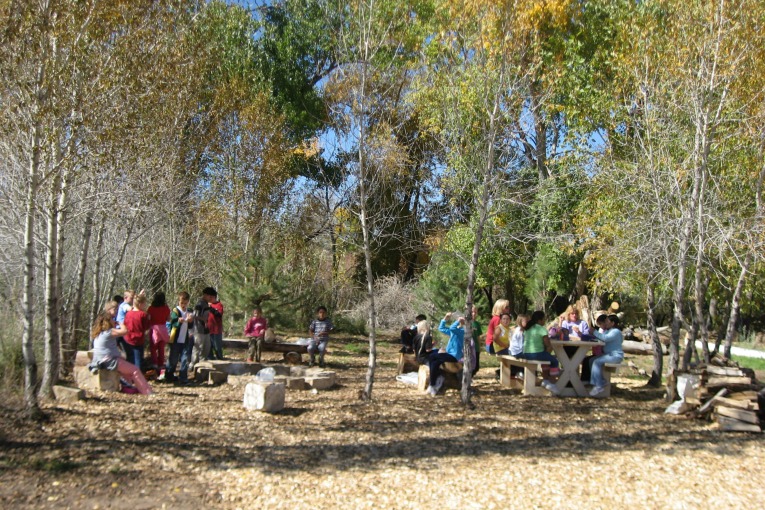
left=91, top=311, right=153, bottom=395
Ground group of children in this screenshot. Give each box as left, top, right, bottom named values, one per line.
left=89, top=291, right=337, bottom=395
left=404, top=301, right=624, bottom=398
left=89, top=287, right=225, bottom=392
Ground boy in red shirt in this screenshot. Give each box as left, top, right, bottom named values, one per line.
left=244, top=307, right=268, bottom=362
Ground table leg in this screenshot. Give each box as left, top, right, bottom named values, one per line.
left=552, top=345, right=590, bottom=397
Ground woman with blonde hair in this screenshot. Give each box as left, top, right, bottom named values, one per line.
left=485, top=299, right=510, bottom=354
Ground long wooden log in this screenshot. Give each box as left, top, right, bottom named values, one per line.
left=716, top=415, right=762, bottom=432
left=623, top=340, right=667, bottom=355
left=716, top=406, right=760, bottom=425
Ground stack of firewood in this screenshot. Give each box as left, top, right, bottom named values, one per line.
left=691, top=363, right=762, bottom=432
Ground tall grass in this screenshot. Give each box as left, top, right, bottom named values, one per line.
left=0, top=318, right=24, bottom=393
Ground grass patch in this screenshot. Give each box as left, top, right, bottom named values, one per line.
left=734, top=356, right=765, bottom=372
left=341, top=342, right=368, bottom=355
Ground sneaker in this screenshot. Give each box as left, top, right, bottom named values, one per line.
left=543, top=380, right=561, bottom=396
left=589, top=386, right=607, bottom=397
left=425, top=385, right=436, bottom=397
left=319, top=356, right=325, bottom=368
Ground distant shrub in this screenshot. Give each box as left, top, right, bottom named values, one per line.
left=333, top=314, right=367, bottom=336
left=348, top=275, right=417, bottom=332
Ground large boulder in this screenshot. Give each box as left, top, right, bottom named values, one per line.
left=243, top=382, right=285, bottom=413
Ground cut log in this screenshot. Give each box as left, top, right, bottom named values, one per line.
left=716, top=406, right=760, bottom=425
left=704, top=365, right=745, bottom=377
left=728, top=391, right=759, bottom=401
left=698, top=388, right=728, bottom=415
left=705, top=376, right=753, bottom=388
left=713, top=396, right=758, bottom=411
left=623, top=340, right=667, bottom=355
left=716, top=415, right=762, bottom=433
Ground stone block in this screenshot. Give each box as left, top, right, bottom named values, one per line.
left=228, top=374, right=258, bottom=387
left=74, top=351, right=94, bottom=368
left=74, top=366, right=121, bottom=392
left=263, top=364, right=291, bottom=377
left=290, top=366, right=307, bottom=377
left=208, top=370, right=228, bottom=385
left=305, top=371, right=336, bottom=390
left=243, top=382, right=285, bottom=413
left=286, top=377, right=306, bottom=390
left=208, top=360, right=261, bottom=376
left=53, top=385, right=84, bottom=402
left=195, top=367, right=213, bottom=383
left=273, top=375, right=289, bottom=385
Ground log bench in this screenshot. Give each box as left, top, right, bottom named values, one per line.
left=417, top=362, right=463, bottom=393
left=497, top=355, right=551, bottom=396
left=397, top=352, right=419, bottom=374
left=254, top=340, right=309, bottom=364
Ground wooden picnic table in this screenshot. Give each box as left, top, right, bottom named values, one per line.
left=550, top=339, right=604, bottom=397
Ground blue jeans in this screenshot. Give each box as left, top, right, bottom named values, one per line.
left=307, top=338, right=328, bottom=359
left=166, top=340, right=193, bottom=382
left=590, top=353, right=624, bottom=388
left=209, top=333, right=224, bottom=360
left=123, top=343, right=143, bottom=369
left=517, top=350, right=559, bottom=369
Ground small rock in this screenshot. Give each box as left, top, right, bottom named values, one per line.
left=53, top=385, right=84, bottom=402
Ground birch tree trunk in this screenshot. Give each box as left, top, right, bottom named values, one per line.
left=90, top=217, right=106, bottom=327
left=40, top=167, right=61, bottom=398
left=62, top=208, right=93, bottom=377
left=646, top=284, right=663, bottom=387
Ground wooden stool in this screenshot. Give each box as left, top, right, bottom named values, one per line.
left=397, top=352, right=419, bottom=374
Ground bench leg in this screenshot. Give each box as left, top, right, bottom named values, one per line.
left=601, top=369, right=614, bottom=397
left=499, top=359, right=512, bottom=387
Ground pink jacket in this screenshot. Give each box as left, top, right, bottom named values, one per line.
left=244, top=317, right=268, bottom=338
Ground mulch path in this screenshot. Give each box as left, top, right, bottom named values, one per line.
left=1, top=335, right=763, bottom=509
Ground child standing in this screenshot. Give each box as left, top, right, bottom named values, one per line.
left=308, top=306, right=333, bottom=368
left=190, top=287, right=215, bottom=370
left=147, top=292, right=171, bottom=375
left=244, top=307, right=268, bottom=362
left=123, top=294, right=150, bottom=369
left=208, top=291, right=225, bottom=360
left=165, top=291, right=194, bottom=385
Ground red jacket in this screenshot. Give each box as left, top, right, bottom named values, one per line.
left=124, top=309, right=150, bottom=346
left=207, top=300, right=224, bottom=335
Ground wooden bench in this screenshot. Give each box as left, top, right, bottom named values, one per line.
left=254, top=340, right=309, bottom=364
left=417, top=362, right=463, bottom=393
left=397, top=352, right=419, bottom=374
left=598, top=362, right=621, bottom=398
left=497, top=355, right=551, bottom=396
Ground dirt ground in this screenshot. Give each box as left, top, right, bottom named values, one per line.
left=1, top=335, right=763, bottom=509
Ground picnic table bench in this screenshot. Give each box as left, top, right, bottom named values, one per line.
left=497, top=355, right=551, bottom=396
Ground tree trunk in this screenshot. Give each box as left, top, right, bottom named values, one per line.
left=90, top=218, right=106, bottom=327
left=40, top=169, right=61, bottom=399
left=646, top=284, right=663, bottom=387
left=22, top=88, right=45, bottom=419
left=62, top=208, right=93, bottom=377
left=106, top=221, right=135, bottom=299
left=724, top=252, right=751, bottom=359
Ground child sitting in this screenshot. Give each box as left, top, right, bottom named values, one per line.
left=492, top=313, right=513, bottom=355
left=89, top=311, right=152, bottom=395
left=426, top=313, right=464, bottom=397
left=518, top=310, right=561, bottom=395
left=244, top=307, right=268, bottom=362
left=308, top=306, right=333, bottom=368
left=413, top=320, right=434, bottom=364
